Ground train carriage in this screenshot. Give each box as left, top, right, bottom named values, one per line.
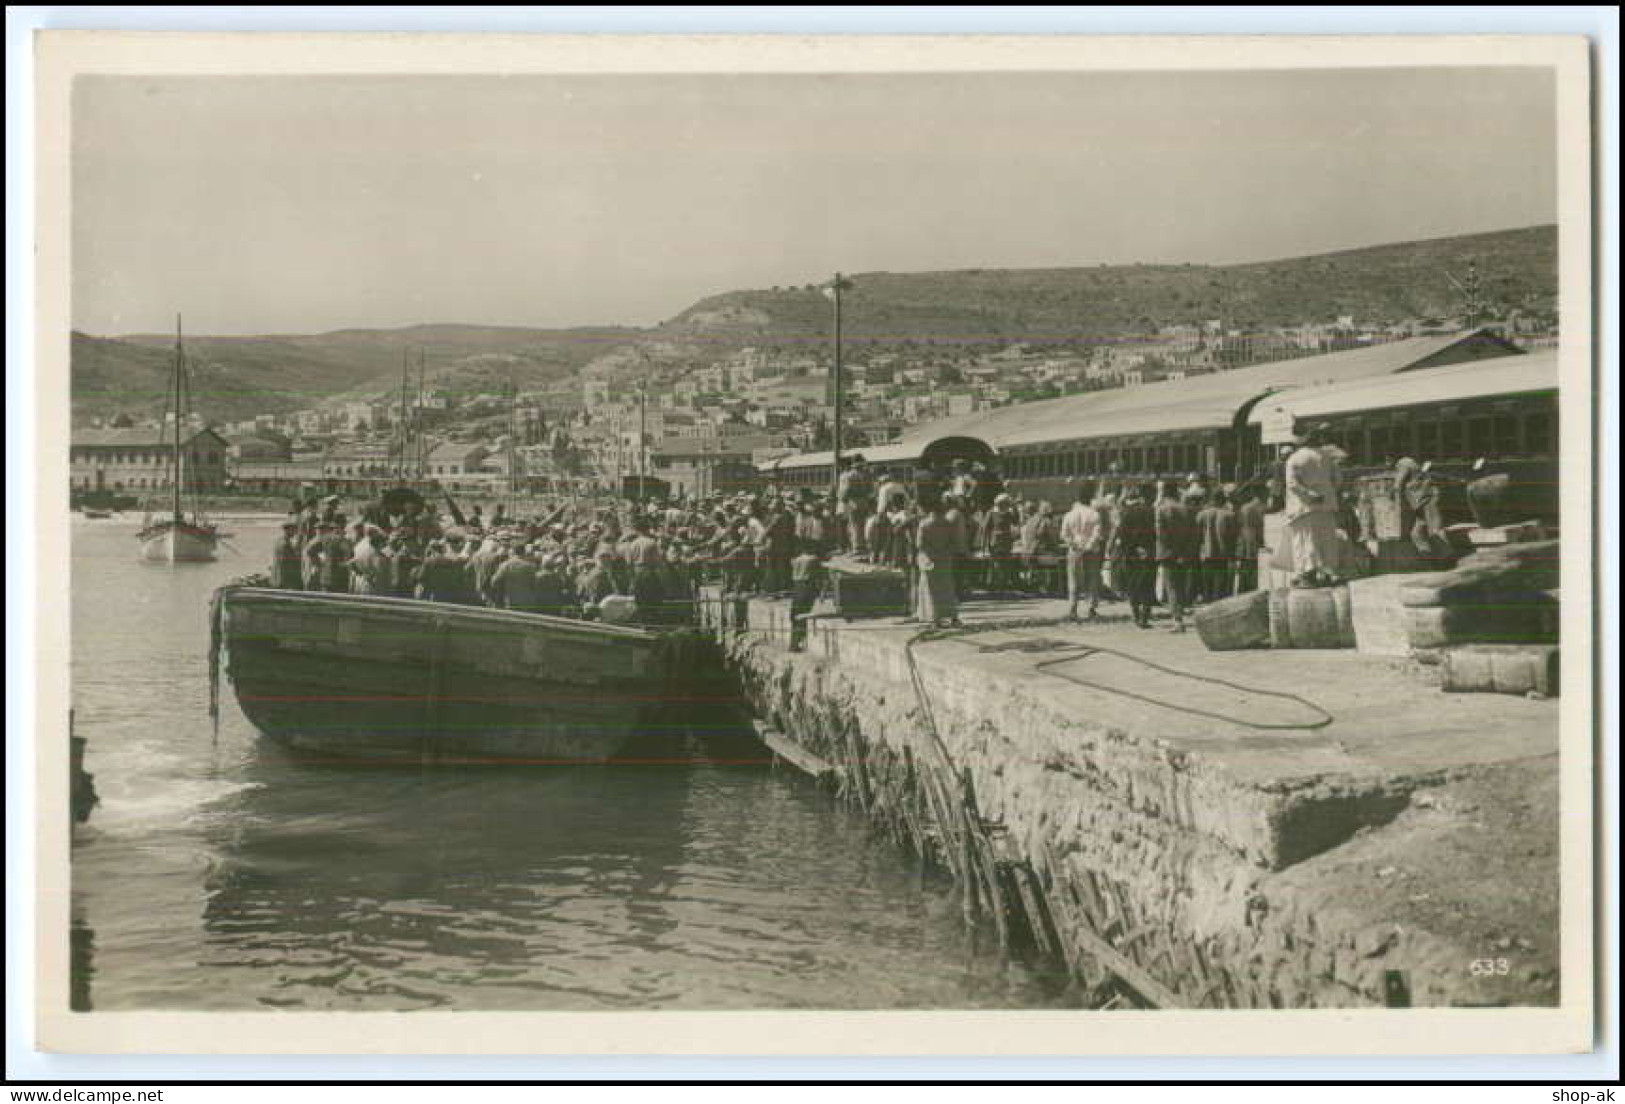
left=1248, top=347, right=1560, bottom=524
left=758, top=330, right=1545, bottom=512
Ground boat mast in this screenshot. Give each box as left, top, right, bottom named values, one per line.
left=173, top=314, right=184, bottom=523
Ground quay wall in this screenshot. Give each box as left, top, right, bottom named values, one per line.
left=706, top=594, right=1560, bottom=1009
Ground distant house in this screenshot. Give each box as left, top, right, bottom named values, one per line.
left=229, top=456, right=327, bottom=495
left=70, top=426, right=229, bottom=495
left=647, top=435, right=782, bottom=499
left=322, top=444, right=398, bottom=484
left=427, top=442, right=489, bottom=478
left=224, top=435, right=291, bottom=463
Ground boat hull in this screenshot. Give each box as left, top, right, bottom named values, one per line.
left=140, top=525, right=219, bottom=563
left=214, top=588, right=690, bottom=764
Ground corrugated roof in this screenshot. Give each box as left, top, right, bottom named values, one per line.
left=769, top=440, right=933, bottom=471
left=72, top=426, right=224, bottom=448
left=428, top=442, right=488, bottom=462
left=1247, top=347, right=1557, bottom=425
left=230, top=458, right=326, bottom=478
left=898, top=330, right=1522, bottom=450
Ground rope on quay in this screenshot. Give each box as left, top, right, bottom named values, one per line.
left=908, top=616, right=1335, bottom=732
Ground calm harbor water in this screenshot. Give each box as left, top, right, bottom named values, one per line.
left=70, top=514, right=1067, bottom=1011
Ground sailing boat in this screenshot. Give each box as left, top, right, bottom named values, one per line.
left=137, top=316, right=221, bottom=563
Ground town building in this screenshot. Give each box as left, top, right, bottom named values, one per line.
left=70, top=426, right=230, bottom=496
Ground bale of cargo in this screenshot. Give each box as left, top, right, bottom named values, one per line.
left=1268, top=585, right=1355, bottom=649
left=1404, top=598, right=1559, bottom=650
left=1466, top=521, right=1547, bottom=547
left=1195, top=589, right=1272, bottom=651
left=1442, top=644, right=1560, bottom=697
left=1466, top=472, right=1514, bottom=529
left=1400, top=566, right=1542, bottom=609
left=1348, top=573, right=1427, bottom=657
left=1458, top=539, right=1560, bottom=592
left=827, top=559, right=910, bottom=619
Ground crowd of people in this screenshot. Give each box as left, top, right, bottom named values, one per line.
left=820, top=455, right=1271, bottom=634
left=264, top=425, right=1404, bottom=638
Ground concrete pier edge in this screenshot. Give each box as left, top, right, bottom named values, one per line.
left=702, top=587, right=1560, bottom=1010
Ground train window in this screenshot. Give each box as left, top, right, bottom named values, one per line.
left=1524, top=410, right=1553, bottom=455
left=1467, top=417, right=1493, bottom=459
left=1440, top=419, right=1464, bottom=459
left=1494, top=414, right=1519, bottom=457
left=1414, top=419, right=1439, bottom=460
left=1390, top=417, right=1414, bottom=460
left=1367, top=426, right=1389, bottom=465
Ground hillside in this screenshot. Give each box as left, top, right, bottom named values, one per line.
left=656, top=225, right=1557, bottom=353
left=72, top=324, right=637, bottom=425
left=71, top=224, right=1557, bottom=424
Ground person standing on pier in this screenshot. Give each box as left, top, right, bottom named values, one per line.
left=1197, top=488, right=1238, bottom=602
left=762, top=500, right=796, bottom=595
left=837, top=455, right=874, bottom=557
left=1155, top=485, right=1199, bottom=632
left=1233, top=484, right=1266, bottom=594
left=1095, top=488, right=1119, bottom=601
left=1061, top=480, right=1104, bottom=622
left=915, top=500, right=962, bottom=628
left=1111, top=483, right=1158, bottom=629
left=983, top=493, right=1019, bottom=593
left=1283, top=424, right=1342, bottom=587
left=788, top=538, right=825, bottom=652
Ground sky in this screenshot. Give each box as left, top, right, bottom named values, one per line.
left=70, top=67, right=1557, bottom=336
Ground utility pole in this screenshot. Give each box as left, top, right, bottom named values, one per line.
left=826, top=273, right=852, bottom=498
left=397, top=348, right=411, bottom=482
left=637, top=379, right=648, bottom=504
left=416, top=349, right=427, bottom=480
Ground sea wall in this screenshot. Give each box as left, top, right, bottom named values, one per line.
left=707, top=594, right=1560, bottom=1009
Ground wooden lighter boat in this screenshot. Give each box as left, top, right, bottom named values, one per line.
left=210, top=586, right=698, bottom=764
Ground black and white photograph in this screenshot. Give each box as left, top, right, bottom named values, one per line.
left=26, top=29, right=1601, bottom=1058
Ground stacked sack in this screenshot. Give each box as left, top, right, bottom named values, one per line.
left=1399, top=540, right=1560, bottom=696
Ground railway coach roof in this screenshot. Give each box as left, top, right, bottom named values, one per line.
left=768, top=439, right=924, bottom=471
left=898, top=329, right=1521, bottom=451
left=1247, top=347, right=1558, bottom=427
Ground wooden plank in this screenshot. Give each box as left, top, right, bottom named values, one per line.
left=759, top=727, right=839, bottom=780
